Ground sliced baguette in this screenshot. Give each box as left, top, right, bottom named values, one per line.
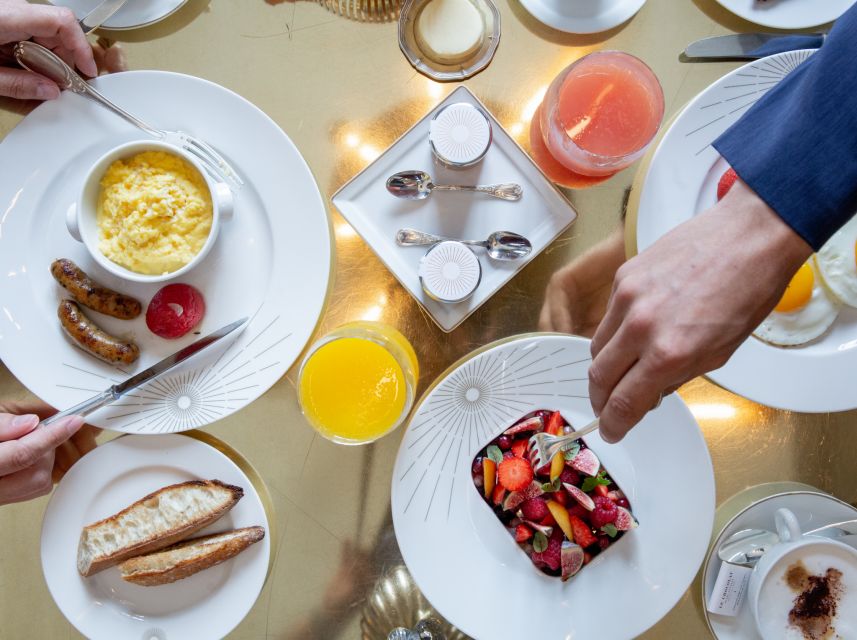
left=77, top=479, right=244, bottom=577
left=118, top=526, right=265, bottom=586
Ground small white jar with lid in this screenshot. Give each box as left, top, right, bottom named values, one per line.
left=429, top=102, right=492, bottom=168
left=418, top=241, right=482, bottom=303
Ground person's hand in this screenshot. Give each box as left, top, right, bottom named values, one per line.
left=0, top=0, right=97, bottom=100
left=539, top=227, right=627, bottom=337
left=589, top=179, right=813, bottom=443
left=0, top=400, right=88, bottom=505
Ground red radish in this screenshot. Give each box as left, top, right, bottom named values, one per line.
left=570, top=448, right=600, bottom=476
left=503, top=416, right=543, bottom=435
left=564, top=483, right=595, bottom=511
left=146, top=284, right=205, bottom=339
left=615, top=506, right=639, bottom=531
left=561, top=542, right=584, bottom=581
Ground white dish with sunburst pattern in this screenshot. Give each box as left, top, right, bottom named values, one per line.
left=634, top=50, right=857, bottom=413
left=391, top=333, right=715, bottom=640
left=0, top=71, right=331, bottom=433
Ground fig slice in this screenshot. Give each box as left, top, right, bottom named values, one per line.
left=503, top=416, right=543, bottom=435
left=522, top=520, right=553, bottom=537
left=615, top=506, right=639, bottom=531
left=569, top=447, right=600, bottom=477
left=563, top=483, right=595, bottom=511
left=561, top=541, right=584, bottom=581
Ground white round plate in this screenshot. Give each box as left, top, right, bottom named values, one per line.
left=518, top=0, right=647, bottom=34
left=633, top=50, right=857, bottom=413
left=703, top=490, right=857, bottom=639
left=49, top=0, right=189, bottom=30
left=713, top=0, right=855, bottom=30
left=41, top=434, right=271, bottom=640
left=0, top=71, right=331, bottom=433
left=391, top=334, right=715, bottom=640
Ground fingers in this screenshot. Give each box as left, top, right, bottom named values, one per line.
left=0, top=415, right=83, bottom=476
left=596, top=360, right=665, bottom=443
left=51, top=425, right=99, bottom=482
left=12, top=5, right=97, bottom=77
left=0, top=67, right=60, bottom=100
left=588, top=324, right=638, bottom=418
left=0, top=413, right=39, bottom=441
left=0, top=451, right=54, bottom=505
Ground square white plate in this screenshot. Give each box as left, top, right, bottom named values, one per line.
left=332, top=86, right=577, bottom=332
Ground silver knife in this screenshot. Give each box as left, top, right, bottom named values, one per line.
left=78, top=0, right=131, bottom=35
left=41, top=317, right=248, bottom=426
left=685, top=33, right=825, bottom=60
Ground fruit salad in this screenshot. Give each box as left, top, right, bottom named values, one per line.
left=471, top=410, right=638, bottom=581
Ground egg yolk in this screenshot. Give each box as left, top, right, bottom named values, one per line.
left=775, top=263, right=814, bottom=313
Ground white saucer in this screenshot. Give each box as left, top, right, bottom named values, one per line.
left=703, top=488, right=857, bottom=639
left=41, top=433, right=272, bottom=640
left=518, top=0, right=647, bottom=34
left=49, top=0, right=189, bottom=30
left=392, top=333, right=715, bottom=640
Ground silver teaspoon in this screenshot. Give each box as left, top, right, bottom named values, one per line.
left=396, top=228, right=532, bottom=261
left=386, top=170, right=523, bottom=201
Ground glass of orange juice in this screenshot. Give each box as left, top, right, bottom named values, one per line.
left=539, top=51, right=664, bottom=177
left=297, top=321, right=419, bottom=445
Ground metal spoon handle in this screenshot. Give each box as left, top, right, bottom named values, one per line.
left=395, top=228, right=487, bottom=248
left=432, top=183, right=523, bottom=201
left=14, top=41, right=163, bottom=139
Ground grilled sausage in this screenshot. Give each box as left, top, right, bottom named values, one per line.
left=58, top=300, right=140, bottom=365
left=51, top=259, right=142, bottom=319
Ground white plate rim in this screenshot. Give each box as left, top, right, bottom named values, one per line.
left=0, top=69, right=333, bottom=433
left=712, top=0, right=854, bottom=30
left=47, top=0, right=191, bottom=31
left=391, top=332, right=715, bottom=640
left=40, top=432, right=272, bottom=640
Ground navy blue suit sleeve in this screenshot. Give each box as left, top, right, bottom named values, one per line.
left=712, top=5, right=857, bottom=251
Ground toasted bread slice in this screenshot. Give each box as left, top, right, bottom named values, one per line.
left=77, top=479, right=244, bottom=577
left=118, top=526, right=265, bottom=586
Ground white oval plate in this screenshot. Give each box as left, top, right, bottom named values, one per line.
left=49, top=0, right=189, bottom=30
left=41, top=434, right=271, bottom=640
left=713, top=0, right=854, bottom=30
left=702, top=490, right=857, bottom=640
left=391, top=334, right=715, bottom=640
left=633, top=50, right=857, bottom=413
left=518, top=0, right=646, bottom=34
left=0, top=70, right=331, bottom=433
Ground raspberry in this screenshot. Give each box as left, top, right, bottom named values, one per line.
left=590, top=495, right=619, bottom=529
left=560, top=467, right=580, bottom=486
left=531, top=533, right=562, bottom=571
left=497, top=456, right=534, bottom=492
left=520, top=497, right=549, bottom=522
left=598, top=535, right=611, bottom=550
left=146, top=284, right=205, bottom=339
left=717, top=167, right=738, bottom=201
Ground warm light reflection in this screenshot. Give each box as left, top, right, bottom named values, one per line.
left=344, top=133, right=360, bottom=148
left=522, top=86, right=548, bottom=122
left=689, top=403, right=737, bottom=420
left=509, top=122, right=524, bottom=137
left=359, top=144, right=380, bottom=162
left=335, top=222, right=357, bottom=239
left=426, top=82, right=443, bottom=100
left=361, top=305, right=383, bottom=321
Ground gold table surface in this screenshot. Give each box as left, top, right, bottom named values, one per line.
left=1, top=1, right=856, bottom=638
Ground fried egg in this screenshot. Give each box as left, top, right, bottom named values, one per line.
left=753, top=261, right=840, bottom=346
left=816, top=213, right=857, bottom=308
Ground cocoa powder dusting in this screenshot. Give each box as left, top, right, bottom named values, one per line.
left=787, top=567, right=843, bottom=640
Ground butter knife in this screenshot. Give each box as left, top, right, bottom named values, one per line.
left=78, top=0, right=130, bottom=35
left=684, top=33, right=825, bottom=60
left=41, top=317, right=248, bottom=426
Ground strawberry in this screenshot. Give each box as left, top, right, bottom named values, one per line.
left=498, top=456, right=534, bottom=492
left=593, top=484, right=609, bottom=498
left=540, top=512, right=557, bottom=528
left=567, top=502, right=591, bottom=523
left=545, top=411, right=564, bottom=435
left=569, top=515, right=597, bottom=548
left=511, top=438, right=528, bottom=459
left=492, top=484, right=507, bottom=506
left=553, top=489, right=568, bottom=506
left=717, top=167, right=738, bottom=201
left=514, top=524, right=533, bottom=543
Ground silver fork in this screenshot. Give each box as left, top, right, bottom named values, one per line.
left=528, top=418, right=600, bottom=469
left=14, top=41, right=243, bottom=190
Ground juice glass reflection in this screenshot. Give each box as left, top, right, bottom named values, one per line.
left=297, top=321, right=419, bottom=445
left=540, top=51, right=664, bottom=177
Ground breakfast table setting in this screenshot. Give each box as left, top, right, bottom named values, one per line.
left=1, top=0, right=857, bottom=639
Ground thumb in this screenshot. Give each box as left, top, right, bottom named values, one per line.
left=0, top=68, right=60, bottom=101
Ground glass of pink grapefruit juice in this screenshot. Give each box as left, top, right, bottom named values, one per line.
left=539, top=51, right=664, bottom=177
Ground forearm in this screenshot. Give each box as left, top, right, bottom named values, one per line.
left=713, top=5, right=857, bottom=250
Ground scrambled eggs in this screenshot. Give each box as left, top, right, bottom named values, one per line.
left=97, top=151, right=213, bottom=275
